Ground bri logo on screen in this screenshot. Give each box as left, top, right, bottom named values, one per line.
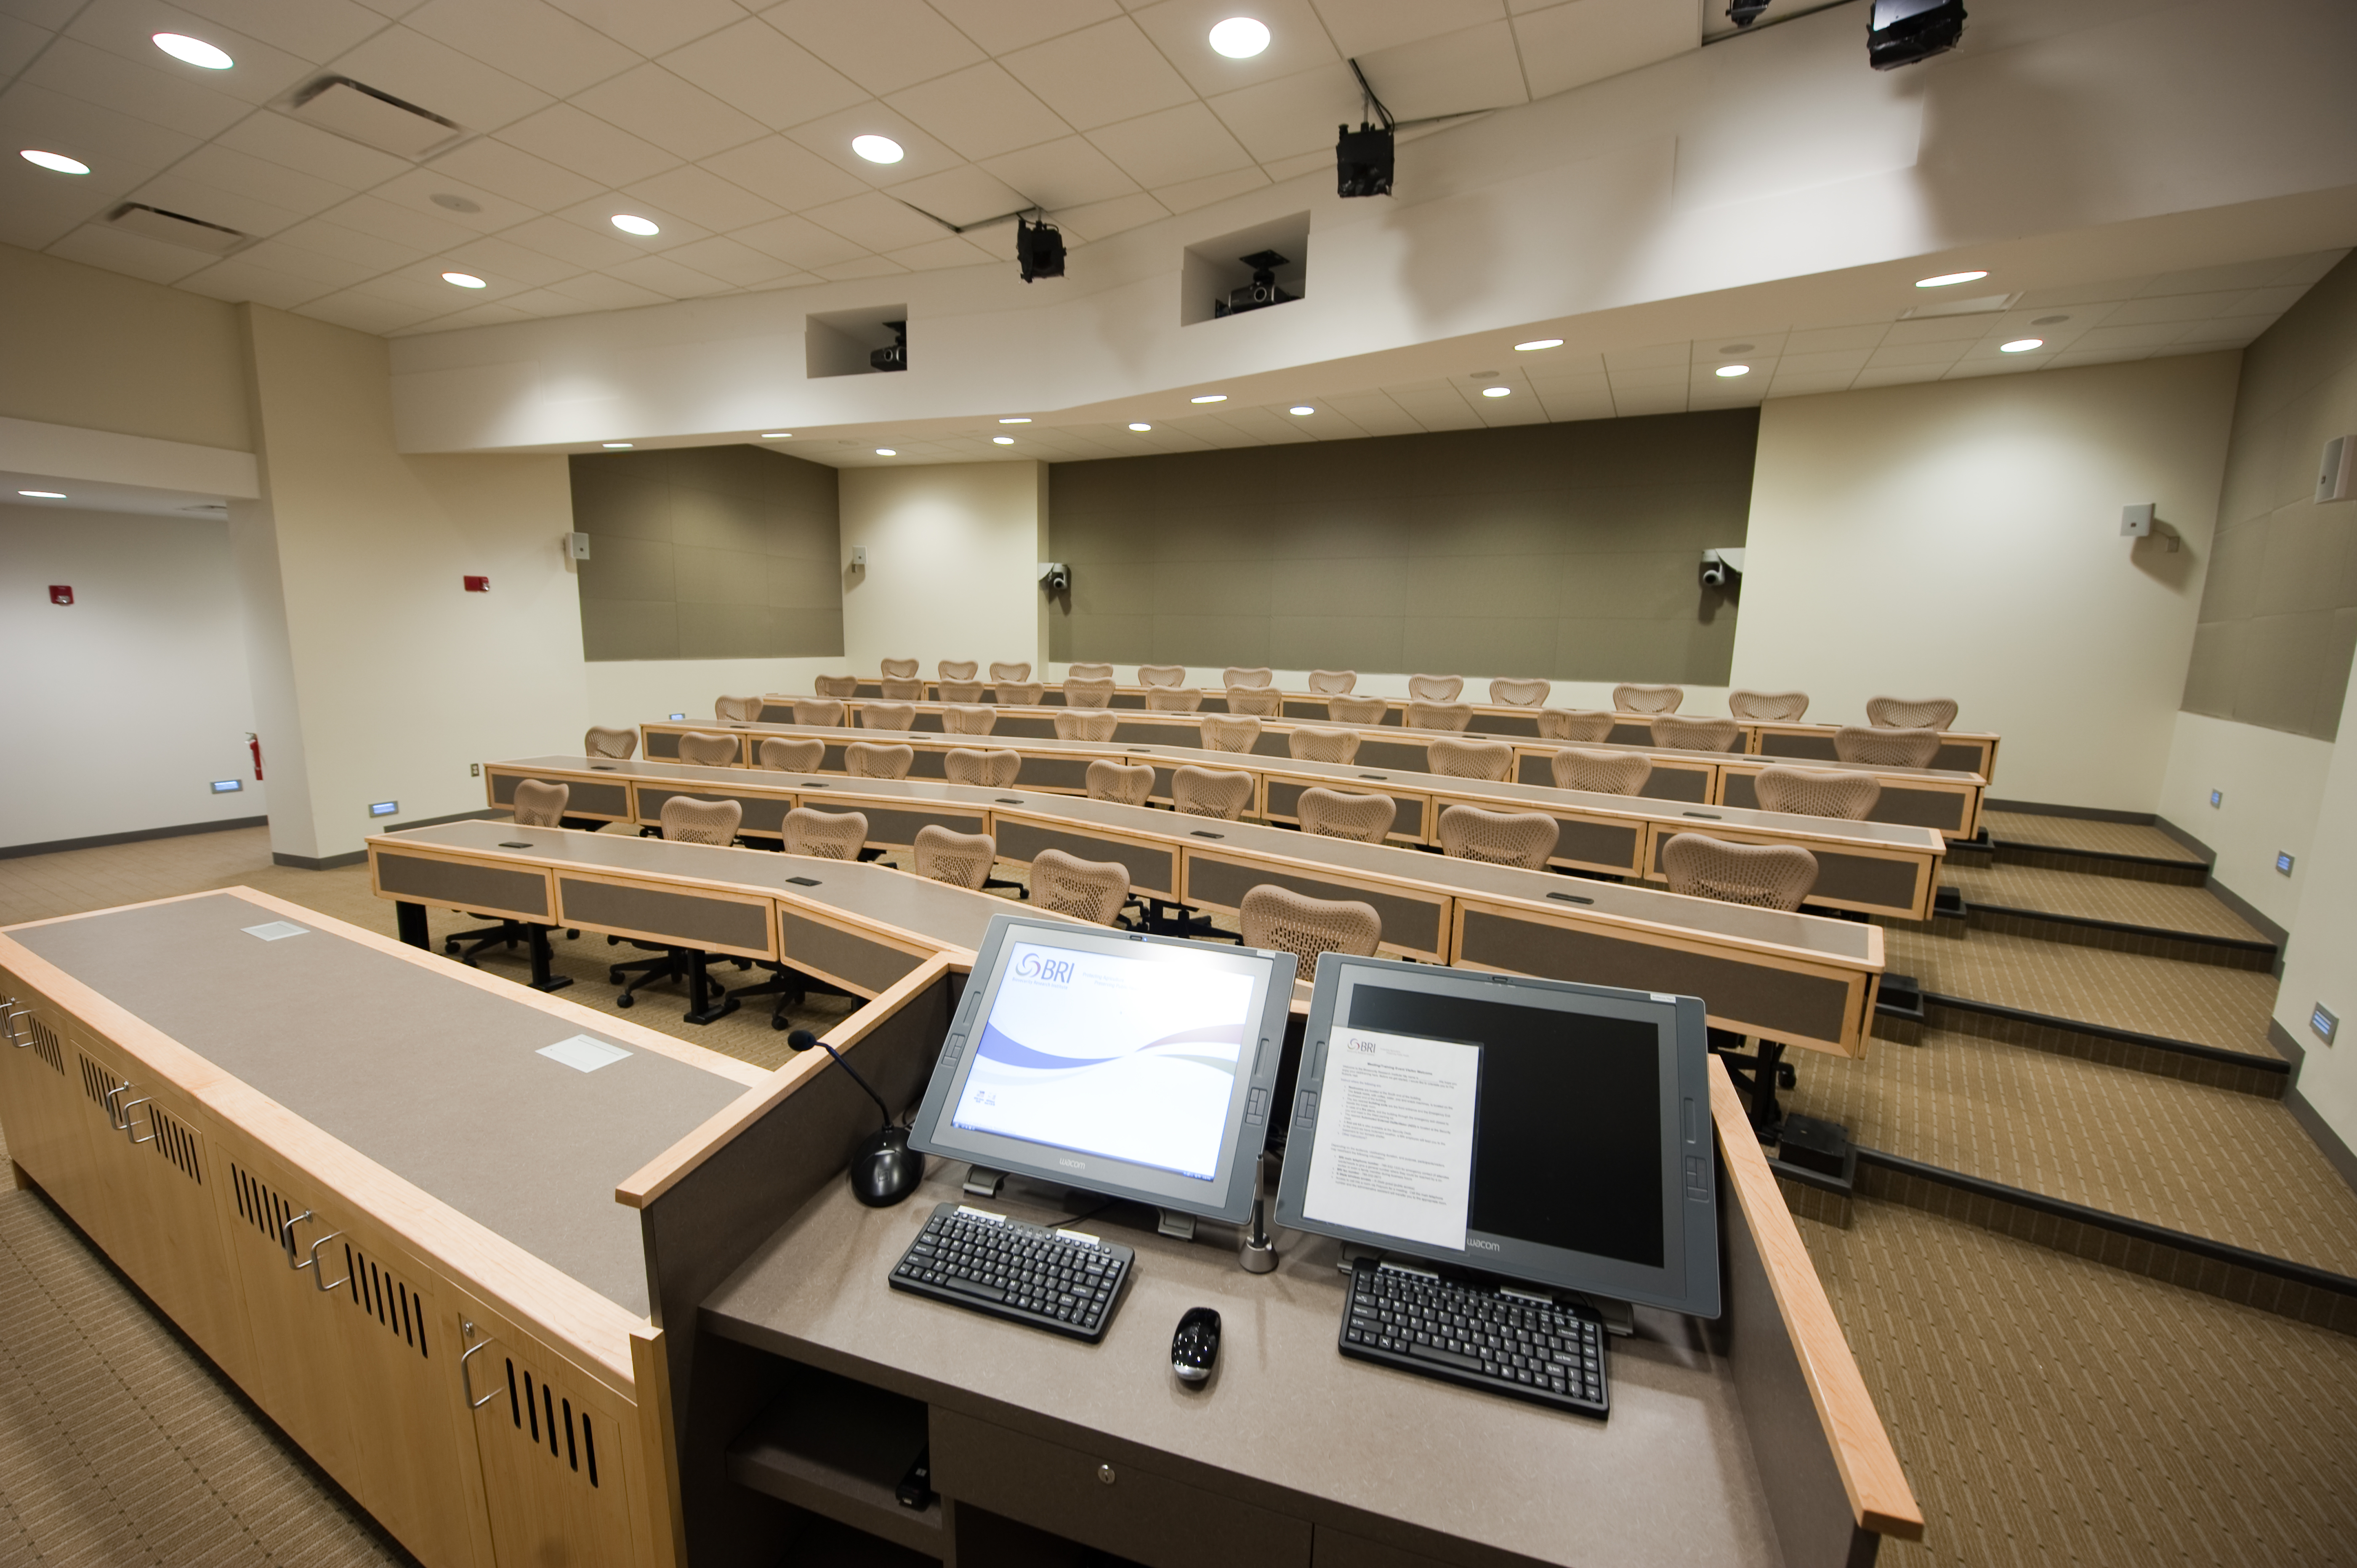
left=1014, top=953, right=1076, bottom=985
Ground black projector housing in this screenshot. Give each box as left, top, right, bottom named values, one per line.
left=1868, top=0, right=1965, bottom=68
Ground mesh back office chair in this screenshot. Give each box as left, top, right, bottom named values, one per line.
left=677, top=731, right=740, bottom=766
left=990, top=662, right=1032, bottom=683
left=880, top=658, right=919, bottom=679
left=1298, top=787, right=1395, bottom=844
left=1867, top=696, right=1958, bottom=731
left=938, top=680, right=986, bottom=704
left=758, top=736, right=824, bottom=772
left=1030, top=848, right=1131, bottom=926
left=1139, top=664, right=1187, bottom=687
left=1200, top=715, right=1261, bottom=752
left=1068, top=662, right=1114, bottom=680
left=607, top=796, right=748, bottom=1021
left=1239, top=885, right=1382, bottom=964
left=939, top=660, right=978, bottom=681
left=1406, top=701, right=1473, bottom=733
left=1650, top=715, right=1742, bottom=752
left=1536, top=710, right=1616, bottom=743
left=997, top=681, right=1044, bottom=705
left=1223, top=667, right=1273, bottom=688
left=913, top=825, right=998, bottom=891
left=1145, top=686, right=1205, bottom=712
left=1307, top=670, right=1356, bottom=694
left=1327, top=695, right=1388, bottom=724
left=793, top=699, right=848, bottom=726
left=814, top=675, right=861, bottom=699
left=943, top=704, right=997, bottom=735
left=1226, top=686, right=1284, bottom=717
left=1660, top=833, right=1818, bottom=911
left=1613, top=684, right=1684, bottom=715
left=662, top=796, right=742, bottom=844
left=1834, top=725, right=1940, bottom=769
left=880, top=678, right=926, bottom=701
left=846, top=742, right=914, bottom=779
left=1087, top=760, right=1155, bottom=805
left=714, top=695, right=761, bottom=722
left=446, top=780, right=575, bottom=975
left=1055, top=710, right=1119, bottom=741
left=1490, top=679, right=1549, bottom=707
left=1064, top=676, right=1117, bottom=709
left=1756, top=765, right=1880, bottom=820
left=1408, top=674, right=1463, bottom=702
left=1551, top=747, right=1651, bottom=795
left=512, top=780, right=568, bottom=827
left=1438, top=805, right=1559, bottom=870
left=586, top=726, right=638, bottom=760
left=1173, top=765, right=1254, bottom=821
left=1729, top=691, right=1810, bottom=722
left=1288, top=726, right=1359, bottom=764
left=859, top=702, right=916, bottom=731
left=1426, top=737, right=1515, bottom=781
left=785, top=808, right=869, bottom=859
left=945, top=747, right=1021, bottom=787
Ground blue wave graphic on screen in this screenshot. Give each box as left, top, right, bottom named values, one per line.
left=974, top=1021, right=1243, bottom=1077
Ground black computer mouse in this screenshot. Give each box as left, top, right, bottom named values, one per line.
left=1172, top=1306, right=1221, bottom=1385
left=851, top=1126, right=924, bottom=1207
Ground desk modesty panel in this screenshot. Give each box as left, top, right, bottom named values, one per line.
left=0, top=888, right=779, bottom=1568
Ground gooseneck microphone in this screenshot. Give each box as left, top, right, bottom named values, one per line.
left=788, top=1028, right=926, bottom=1207
left=787, top=1028, right=894, bottom=1129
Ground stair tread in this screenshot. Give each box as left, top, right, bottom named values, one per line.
left=1982, top=809, right=2206, bottom=866
left=1939, top=861, right=2268, bottom=943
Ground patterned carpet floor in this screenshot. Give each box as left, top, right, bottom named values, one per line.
left=1979, top=811, right=2207, bottom=864
left=1938, top=861, right=2268, bottom=941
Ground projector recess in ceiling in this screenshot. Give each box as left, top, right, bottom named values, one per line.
left=287, top=76, right=468, bottom=159
left=103, top=202, right=253, bottom=255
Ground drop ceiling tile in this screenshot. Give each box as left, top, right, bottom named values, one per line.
left=543, top=0, right=748, bottom=58
left=1944, top=355, right=2051, bottom=378
left=604, top=252, right=735, bottom=297
left=0, top=176, right=117, bottom=250
left=925, top=0, right=1123, bottom=53
left=353, top=0, right=428, bottom=16
left=1881, top=314, right=1999, bottom=345
left=174, top=251, right=341, bottom=306
left=620, top=162, right=785, bottom=231
left=1000, top=16, right=1194, bottom=131
left=496, top=211, right=641, bottom=266
left=1, top=0, right=77, bottom=29
left=214, top=107, right=413, bottom=188
left=886, top=61, right=1072, bottom=162
left=785, top=100, right=962, bottom=184
left=1781, top=322, right=1886, bottom=353
left=172, top=0, right=418, bottom=61
left=813, top=253, right=904, bottom=279
left=548, top=193, right=713, bottom=250
left=1770, top=348, right=1872, bottom=376
left=296, top=287, right=440, bottom=331
left=2062, top=320, right=2196, bottom=353
left=2271, top=249, right=2350, bottom=288
left=2138, top=258, right=2306, bottom=297
left=0, top=11, right=57, bottom=76
left=1700, top=329, right=1784, bottom=357
left=763, top=0, right=986, bottom=95
left=1764, top=370, right=1859, bottom=395
left=802, top=189, right=950, bottom=251
left=1202, top=63, right=1359, bottom=162
left=402, top=0, right=638, bottom=98
left=1260, top=147, right=1330, bottom=182
left=221, top=233, right=380, bottom=287
left=1087, top=100, right=1253, bottom=189
left=417, top=298, right=538, bottom=329
left=1534, top=385, right=1618, bottom=421
left=663, top=231, right=808, bottom=285
left=320, top=25, right=556, bottom=131
left=700, top=135, right=870, bottom=210
left=496, top=101, right=681, bottom=184
left=62, top=0, right=317, bottom=102
left=1862, top=340, right=1965, bottom=369
left=497, top=285, right=607, bottom=316
left=979, top=136, right=1137, bottom=209
left=2084, top=289, right=2244, bottom=327
left=1609, top=387, right=1687, bottom=417
left=1355, top=16, right=1528, bottom=119
left=48, top=218, right=218, bottom=280
left=1050, top=189, right=1165, bottom=239
left=2039, top=347, right=2148, bottom=371
left=1603, top=341, right=1686, bottom=370
left=128, top=170, right=314, bottom=234
left=440, top=232, right=586, bottom=284
left=347, top=266, right=477, bottom=308
left=1127, top=0, right=1340, bottom=96
left=542, top=269, right=671, bottom=307
left=572, top=63, right=769, bottom=161
left=1513, top=0, right=1697, bottom=101
left=424, top=134, right=604, bottom=208
left=729, top=211, right=870, bottom=267
left=657, top=17, right=867, bottom=131
left=2173, top=313, right=2279, bottom=346
left=2222, top=285, right=2314, bottom=319
left=885, top=162, right=1030, bottom=226
left=273, top=212, right=429, bottom=266
left=1519, top=350, right=1606, bottom=376
left=341, top=165, right=532, bottom=237
left=0, top=80, right=202, bottom=177
left=1844, top=366, right=1928, bottom=390
left=1154, top=164, right=1266, bottom=213
left=883, top=234, right=997, bottom=271
left=24, top=37, right=253, bottom=139
left=2011, top=276, right=2153, bottom=309
left=1314, top=0, right=1507, bottom=55
left=316, top=188, right=483, bottom=251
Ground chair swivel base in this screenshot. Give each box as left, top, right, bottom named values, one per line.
left=609, top=946, right=737, bottom=1024
left=447, top=919, right=572, bottom=993
left=732, top=965, right=854, bottom=1029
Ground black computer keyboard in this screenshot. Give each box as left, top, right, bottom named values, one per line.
left=889, top=1203, right=1133, bottom=1342
left=1341, top=1257, right=1609, bottom=1417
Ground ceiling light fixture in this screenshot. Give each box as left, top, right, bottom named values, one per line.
left=2000, top=338, right=2044, bottom=353
left=1128, top=423, right=1152, bottom=431
left=1290, top=406, right=1314, bottom=415
left=1514, top=338, right=1562, bottom=351
left=610, top=214, right=660, bottom=236
left=1715, top=364, right=1750, bottom=378
left=153, top=32, right=233, bottom=69
left=852, top=135, right=904, bottom=164
left=1208, top=17, right=1270, bottom=57
left=21, top=149, right=89, bottom=174
left=1916, top=270, right=1989, bottom=288
left=441, top=271, right=486, bottom=288
left=19, top=489, right=67, bottom=498
left=998, top=417, right=1030, bottom=424
left=1190, top=394, right=1227, bottom=403
left=993, top=436, right=1014, bottom=445
left=875, top=447, right=897, bottom=456
left=602, top=441, right=633, bottom=449
left=761, top=432, right=790, bottom=439
left=1480, top=386, right=1511, bottom=398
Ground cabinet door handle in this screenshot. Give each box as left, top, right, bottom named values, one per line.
left=103, top=1082, right=132, bottom=1130
left=460, top=1321, right=500, bottom=1409
left=281, top=1208, right=318, bottom=1268
left=119, top=1095, right=156, bottom=1145
left=1, top=1001, right=29, bottom=1047
left=306, top=1230, right=350, bottom=1292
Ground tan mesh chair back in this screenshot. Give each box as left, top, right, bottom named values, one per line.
left=511, top=779, right=569, bottom=828
left=660, top=795, right=742, bottom=845
left=1086, top=760, right=1155, bottom=805
left=1145, top=686, right=1205, bottom=712
left=1660, top=832, right=1818, bottom=911
left=1288, top=726, right=1360, bottom=764
left=1729, top=690, right=1809, bottom=722
left=938, top=659, right=978, bottom=681
left=1550, top=747, right=1652, bottom=796
left=1138, top=664, right=1186, bottom=687
left=845, top=741, right=915, bottom=779
left=1490, top=678, right=1549, bottom=707
left=585, top=726, right=638, bottom=760
left=758, top=736, right=825, bottom=772
left=1536, top=709, right=1615, bottom=742
left=1067, top=662, right=1114, bottom=680
left=784, top=807, right=867, bottom=860
left=996, top=681, right=1044, bottom=705
left=714, top=694, right=761, bottom=722
left=1064, top=676, right=1116, bottom=709
left=938, top=680, right=986, bottom=704
left=1408, top=674, right=1462, bottom=702
left=1307, top=670, right=1356, bottom=694
left=1222, top=667, right=1273, bottom=689
left=1834, top=725, right=1941, bottom=769
left=1426, top=737, right=1515, bottom=781
left=1173, top=765, right=1253, bottom=821
left=1613, top=684, right=1684, bottom=715
left=945, top=747, right=1021, bottom=787
left=1327, top=695, right=1389, bottom=724
left=677, top=730, right=740, bottom=766
left=1054, top=710, right=1119, bottom=742
left=1225, top=685, right=1283, bottom=717
left=1756, top=765, right=1881, bottom=820
left=814, top=674, right=860, bottom=699
left=1200, top=715, right=1262, bottom=752
left=1867, top=695, right=1958, bottom=731
left=880, top=658, right=918, bottom=679
left=1406, top=701, right=1473, bottom=733
left=913, top=824, right=996, bottom=890
left=1650, top=715, right=1741, bottom=752
left=1240, top=885, right=1382, bottom=964
left=943, top=704, right=997, bottom=735
left=990, top=662, right=1031, bottom=683
left=1298, top=787, right=1395, bottom=844
left=859, top=702, right=915, bottom=731
left=1437, top=805, right=1558, bottom=869
left=792, top=698, right=847, bottom=726
left=880, top=678, right=926, bottom=700
left=1030, top=848, right=1131, bottom=926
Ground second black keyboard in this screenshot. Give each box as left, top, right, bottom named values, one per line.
left=889, top=1203, right=1133, bottom=1342
left=1341, top=1257, right=1609, bottom=1417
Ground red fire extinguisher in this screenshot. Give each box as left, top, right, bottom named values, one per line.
left=247, top=732, right=264, bottom=782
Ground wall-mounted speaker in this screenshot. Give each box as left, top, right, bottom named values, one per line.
left=2318, top=435, right=2355, bottom=503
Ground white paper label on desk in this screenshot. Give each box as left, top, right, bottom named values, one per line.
left=539, top=1035, right=632, bottom=1073
left=242, top=920, right=309, bottom=941
left=1299, top=1029, right=1479, bottom=1251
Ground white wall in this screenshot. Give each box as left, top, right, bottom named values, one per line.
left=2154, top=711, right=2334, bottom=930
left=1732, top=354, right=2241, bottom=811
left=840, top=462, right=1047, bottom=678
left=1, top=502, right=263, bottom=849
left=584, top=657, right=843, bottom=718
left=2278, top=659, right=2357, bottom=1157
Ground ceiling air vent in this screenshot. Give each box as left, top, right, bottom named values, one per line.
left=104, top=202, right=253, bottom=255
left=1897, top=291, right=2021, bottom=321
left=287, top=76, right=467, bottom=159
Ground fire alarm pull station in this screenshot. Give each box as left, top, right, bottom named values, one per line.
left=50, top=585, right=73, bottom=605
left=464, top=575, right=489, bottom=592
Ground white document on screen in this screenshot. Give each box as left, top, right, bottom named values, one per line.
left=1300, top=1029, right=1480, bottom=1251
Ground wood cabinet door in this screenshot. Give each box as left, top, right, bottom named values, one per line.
left=0, top=978, right=85, bottom=1198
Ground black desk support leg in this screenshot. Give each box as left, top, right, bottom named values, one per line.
left=396, top=901, right=429, bottom=949
left=527, top=926, right=572, bottom=993
left=683, top=951, right=740, bottom=1026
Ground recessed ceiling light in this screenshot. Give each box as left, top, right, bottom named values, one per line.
left=19, top=489, right=67, bottom=498
left=1514, top=338, right=1563, bottom=351
left=852, top=135, right=904, bottom=165
left=876, top=448, right=897, bottom=456
left=1916, top=270, right=1989, bottom=288
left=1208, top=17, right=1271, bottom=57
left=761, top=432, right=791, bottom=439
left=1480, top=386, right=1511, bottom=398
left=153, top=32, right=233, bottom=69
left=442, top=271, right=486, bottom=288
left=611, top=214, right=660, bottom=236
left=1715, top=364, right=1750, bottom=378
left=1289, top=406, right=1314, bottom=415
left=993, top=436, right=1014, bottom=445
left=1190, top=394, right=1227, bottom=403
left=602, top=441, right=633, bottom=449
left=1128, top=423, right=1152, bottom=431
left=20, top=149, right=89, bottom=175
left=2000, top=338, right=2044, bottom=353
left=2032, top=314, right=2070, bottom=326
left=998, top=417, right=1031, bottom=424
left=1720, top=343, right=1754, bottom=353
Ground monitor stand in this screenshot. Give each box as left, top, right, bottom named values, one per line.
left=962, top=1166, right=1006, bottom=1199
left=958, top=1167, right=1218, bottom=1253
left=1155, top=1210, right=1196, bottom=1242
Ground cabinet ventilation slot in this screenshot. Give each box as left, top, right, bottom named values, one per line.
left=503, top=1359, right=599, bottom=1488
left=343, top=1246, right=429, bottom=1360
left=149, top=1107, right=202, bottom=1184
left=230, top=1163, right=299, bottom=1260
left=78, top=1053, right=122, bottom=1109
left=25, top=1017, right=63, bottom=1074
